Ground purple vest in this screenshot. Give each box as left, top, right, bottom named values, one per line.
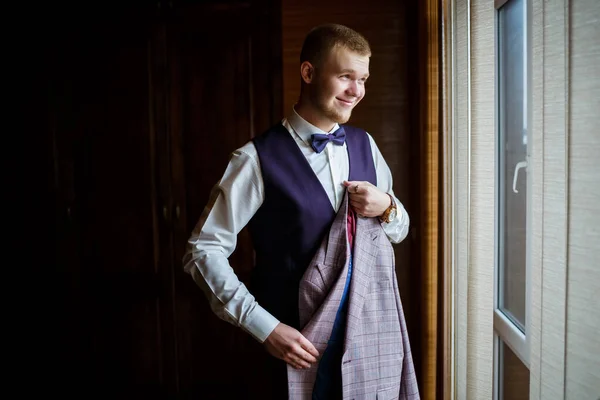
left=247, top=123, right=377, bottom=328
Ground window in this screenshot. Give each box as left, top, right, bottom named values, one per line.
left=494, top=0, right=531, bottom=398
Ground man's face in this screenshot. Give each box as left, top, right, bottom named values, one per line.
left=309, top=46, right=370, bottom=125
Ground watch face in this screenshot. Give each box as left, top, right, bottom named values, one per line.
left=388, top=208, right=397, bottom=222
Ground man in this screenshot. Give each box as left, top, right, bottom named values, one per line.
left=183, top=23, right=410, bottom=397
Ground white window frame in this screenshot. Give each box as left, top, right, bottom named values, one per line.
left=493, top=0, right=532, bottom=397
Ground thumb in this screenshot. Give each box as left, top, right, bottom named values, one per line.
left=343, top=180, right=355, bottom=187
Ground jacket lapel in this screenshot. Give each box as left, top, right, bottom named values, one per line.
left=319, top=189, right=351, bottom=276
left=297, top=190, right=350, bottom=329
left=344, top=213, right=381, bottom=351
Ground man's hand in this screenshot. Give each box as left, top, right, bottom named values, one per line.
left=264, top=323, right=319, bottom=369
left=343, top=180, right=391, bottom=218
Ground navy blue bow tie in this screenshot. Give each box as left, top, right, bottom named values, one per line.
left=310, top=127, right=346, bottom=153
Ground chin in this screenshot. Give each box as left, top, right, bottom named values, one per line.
left=336, top=112, right=352, bottom=124
left=325, top=108, right=352, bottom=124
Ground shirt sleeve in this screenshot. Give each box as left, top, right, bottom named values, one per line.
left=367, top=133, right=411, bottom=244
left=182, top=146, right=280, bottom=343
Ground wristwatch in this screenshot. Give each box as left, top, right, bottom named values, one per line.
left=379, top=193, right=397, bottom=223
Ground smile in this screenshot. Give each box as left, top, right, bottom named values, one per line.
left=336, top=98, right=355, bottom=107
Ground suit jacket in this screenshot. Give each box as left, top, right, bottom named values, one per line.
left=287, top=190, right=420, bottom=400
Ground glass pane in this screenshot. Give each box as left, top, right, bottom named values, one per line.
left=499, top=340, right=530, bottom=400
left=498, top=0, right=527, bottom=331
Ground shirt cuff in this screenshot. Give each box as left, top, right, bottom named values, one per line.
left=243, top=304, right=280, bottom=343
left=380, top=195, right=409, bottom=244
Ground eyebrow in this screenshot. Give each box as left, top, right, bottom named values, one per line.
left=340, top=68, right=370, bottom=78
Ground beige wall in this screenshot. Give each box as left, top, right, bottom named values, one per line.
left=530, top=0, right=600, bottom=398
left=450, top=0, right=600, bottom=398
left=565, top=0, right=600, bottom=397
left=529, top=0, right=570, bottom=397
left=452, top=0, right=496, bottom=398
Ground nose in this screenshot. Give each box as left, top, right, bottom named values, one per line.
left=346, top=80, right=363, bottom=98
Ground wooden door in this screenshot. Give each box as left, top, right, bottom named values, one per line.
left=49, top=7, right=177, bottom=397
left=166, top=1, right=282, bottom=397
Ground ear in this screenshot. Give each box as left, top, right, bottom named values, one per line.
left=300, top=61, right=315, bottom=84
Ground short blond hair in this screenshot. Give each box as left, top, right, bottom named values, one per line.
left=300, top=23, right=371, bottom=68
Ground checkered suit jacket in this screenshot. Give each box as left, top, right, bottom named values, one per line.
left=287, top=190, right=420, bottom=400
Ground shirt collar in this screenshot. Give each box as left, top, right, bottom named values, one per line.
left=286, top=105, right=340, bottom=146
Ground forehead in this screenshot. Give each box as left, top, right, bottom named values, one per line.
left=322, top=46, right=370, bottom=75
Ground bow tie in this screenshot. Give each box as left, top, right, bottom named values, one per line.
left=310, top=127, right=346, bottom=153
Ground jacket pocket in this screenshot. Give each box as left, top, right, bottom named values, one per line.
left=376, top=386, right=399, bottom=400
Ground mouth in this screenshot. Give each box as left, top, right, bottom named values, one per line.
left=336, top=98, right=355, bottom=107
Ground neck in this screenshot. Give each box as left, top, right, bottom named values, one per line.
left=294, top=98, right=336, bottom=132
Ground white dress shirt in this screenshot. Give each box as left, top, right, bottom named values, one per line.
left=182, top=108, right=410, bottom=343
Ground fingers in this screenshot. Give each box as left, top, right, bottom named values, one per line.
left=287, top=352, right=311, bottom=369
left=350, top=199, right=364, bottom=208
left=297, top=347, right=317, bottom=364
left=291, top=336, right=318, bottom=364
left=284, top=345, right=316, bottom=369
left=343, top=180, right=366, bottom=193
left=264, top=323, right=320, bottom=370
left=349, top=183, right=361, bottom=194
left=288, top=336, right=318, bottom=369
left=350, top=201, right=379, bottom=217
left=350, top=200, right=368, bottom=215
left=344, top=181, right=370, bottom=196
left=299, top=336, right=320, bottom=359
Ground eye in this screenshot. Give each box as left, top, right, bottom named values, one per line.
left=340, top=74, right=351, bottom=80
